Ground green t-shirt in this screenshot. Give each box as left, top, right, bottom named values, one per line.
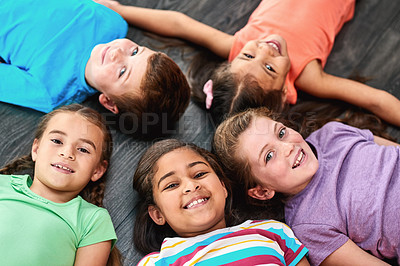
left=0, top=174, right=117, bottom=266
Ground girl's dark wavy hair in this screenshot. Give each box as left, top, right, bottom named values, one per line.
left=189, top=52, right=286, bottom=126
left=132, top=139, right=236, bottom=255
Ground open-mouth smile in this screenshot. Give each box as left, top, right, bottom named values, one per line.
left=292, top=149, right=305, bottom=169
left=184, top=197, right=209, bottom=209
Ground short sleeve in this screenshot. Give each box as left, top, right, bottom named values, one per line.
left=251, top=220, right=309, bottom=266
left=306, top=122, right=373, bottom=154
left=291, top=223, right=349, bottom=265
left=78, top=208, right=117, bottom=249
left=0, top=64, right=55, bottom=112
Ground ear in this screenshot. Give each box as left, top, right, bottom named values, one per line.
left=90, top=160, right=108, bottom=182
left=248, top=185, right=275, bottom=200
left=221, top=181, right=228, bottom=199
left=99, top=94, right=119, bottom=114
left=148, top=205, right=166, bottom=225
left=31, top=139, right=40, bottom=162
left=282, top=82, right=289, bottom=103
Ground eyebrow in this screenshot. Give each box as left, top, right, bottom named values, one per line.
left=48, top=130, right=97, bottom=151
left=258, top=122, right=278, bottom=162
left=157, top=161, right=208, bottom=188
left=125, top=67, right=132, bottom=85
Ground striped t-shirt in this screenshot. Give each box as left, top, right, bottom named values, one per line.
left=137, top=220, right=308, bottom=265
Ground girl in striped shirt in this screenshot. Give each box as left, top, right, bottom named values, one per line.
left=132, top=139, right=309, bottom=265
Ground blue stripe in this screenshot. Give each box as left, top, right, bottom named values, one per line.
left=267, top=227, right=303, bottom=252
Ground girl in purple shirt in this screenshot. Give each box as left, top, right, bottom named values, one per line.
left=213, top=107, right=400, bottom=265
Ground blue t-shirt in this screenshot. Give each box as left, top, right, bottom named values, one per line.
left=285, top=122, right=400, bottom=265
left=0, top=0, right=128, bottom=112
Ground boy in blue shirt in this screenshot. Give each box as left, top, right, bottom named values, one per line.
left=0, top=0, right=190, bottom=132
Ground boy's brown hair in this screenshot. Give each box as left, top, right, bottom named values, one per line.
left=112, top=52, right=191, bottom=135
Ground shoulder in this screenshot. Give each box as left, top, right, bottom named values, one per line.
left=239, top=220, right=301, bottom=242
left=243, top=220, right=308, bottom=264
left=137, top=252, right=161, bottom=265
left=77, top=198, right=112, bottom=220
left=76, top=199, right=117, bottom=248
left=307, top=122, right=373, bottom=149
left=2, top=174, right=32, bottom=192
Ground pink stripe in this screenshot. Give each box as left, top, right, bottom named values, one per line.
left=220, top=254, right=285, bottom=265
left=216, top=228, right=304, bottom=264
left=171, top=245, right=207, bottom=265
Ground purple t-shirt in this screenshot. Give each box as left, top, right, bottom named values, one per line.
left=285, top=122, right=400, bottom=265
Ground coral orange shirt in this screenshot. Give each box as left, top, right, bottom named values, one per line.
left=228, top=0, right=355, bottom=104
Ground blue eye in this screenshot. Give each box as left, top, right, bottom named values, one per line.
left=51, top=139, right=62, bottom=145
left=132, top=48, right=138, bottom=56
left=265, top=151, right=274, bottom=163
left=278, top=127, right=286, bottom=139
left=266, top=64, right=275, bottom=72
left=119, top=67, right=126, bottom=77
left=244, top=53, right=254, bottom=59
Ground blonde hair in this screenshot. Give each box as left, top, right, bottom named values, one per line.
left=213, top=107, right=285, bottom=220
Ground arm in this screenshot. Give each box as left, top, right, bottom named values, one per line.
left=94, top=0, right=233, bottom=58
left=297, top=257, right=310, bottom=266
left=320, top=239, right=390, bottom=266
left=74, top=241, right=112, bottom=266
left=0, top=63, right=55, bottom=112
left=374, top=135, right=400, bottom=146
left=296, top=60, right=400, bottom=127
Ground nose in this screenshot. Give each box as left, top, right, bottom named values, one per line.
left=257, top=41, right=275, bottom=56
left=110, top=47, right=123, bottom=61
left=183, top=180, right=200, bottom=194
left=59, top=146, right=75, bottom=160
left=282, top=142, right=294, bottom=157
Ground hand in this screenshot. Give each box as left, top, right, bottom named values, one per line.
left=93, top=0, right=121, bottom=12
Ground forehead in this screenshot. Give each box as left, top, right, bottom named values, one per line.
left=155, top=148, right=206, bottom=171
left=245, top=116, right=275, bottom=135
left=153, top=148, right=211, bottom=182
left=230, top=42, right=285, bottom=91
left=45, top=113, right=103, bottom=140
left=237, top=117, right=275, bottom=161
left=124, top=48, right=156, bottom=96
left=238, top=117, right=276, bottom=148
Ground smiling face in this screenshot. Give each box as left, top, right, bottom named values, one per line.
left=30, top=112, right=107, bottom=203
left=231, top=34, right=291, bottom=100
left=85, top=38, right=156, bottom=98
left=149, top=148, right=228, bottom=237
left=238, top=116, right=318, bottom=198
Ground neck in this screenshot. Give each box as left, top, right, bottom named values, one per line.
left=30, top=182, right=77, bottom=203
